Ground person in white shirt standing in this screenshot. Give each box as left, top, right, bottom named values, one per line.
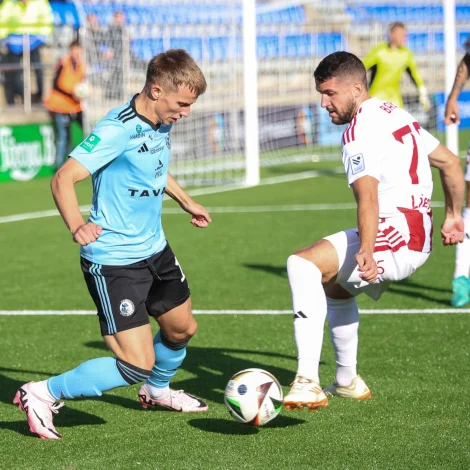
left=283, top=51, right=465, bottom=411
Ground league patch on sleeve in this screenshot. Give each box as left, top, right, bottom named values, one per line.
left=80, top=133, right=101, bottom=153
left=349, top=153, right=365, bottom=175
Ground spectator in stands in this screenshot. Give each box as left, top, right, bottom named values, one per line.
left=0, top=0, right=53, bottom=105
left=362, top=22, right=431, bottom=113
left=444, top=36, right=470, bottom=307
left=43, top=40, right=86, bottom=169
left=101, top=10, right=146, bottom=101
left=84, top=13, right=105, bottom=70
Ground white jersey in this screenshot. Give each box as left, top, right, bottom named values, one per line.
left=342, top=98, right=440, bottom=254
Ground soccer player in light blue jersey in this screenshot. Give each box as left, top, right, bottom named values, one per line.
left=14, top=49, right=212, bottom=440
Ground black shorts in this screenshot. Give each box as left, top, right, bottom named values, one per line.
left=81, top=243, right=190, bottom=336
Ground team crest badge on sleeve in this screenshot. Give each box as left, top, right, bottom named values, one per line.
left=165, top=135, right=171, bottom=149
left=349, top=154, right=365, bottom=175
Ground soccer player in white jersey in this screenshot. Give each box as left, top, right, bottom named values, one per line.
left=284, top=51, right=465, bottom=410
left=13, top=50, right=212, bottom=439
left=444, top=37, right=470, bottom=307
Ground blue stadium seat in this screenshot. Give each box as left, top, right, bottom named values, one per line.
left=459, top=31, right=470, bottom=49
left=407, top=33, right=429, bottom=54
left=76, top=1, right=305, bottom=27
left=50, top=2, right=81, bottom=28
left=256, top=36, right=279, bottom=59
left=170, top=37, right=203, bottom=61
left=314, top=33, right=344, bottom=56
left=285, top=34, right=311, bottom=57
left=209, top=37, right=230, bottom=61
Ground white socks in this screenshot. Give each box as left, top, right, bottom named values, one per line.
left=287, top=255, right=327, bottom=383
left=327, top=297, right=359, bottom=387
left=144, top=382, right=170, bottom=399
left=454, top=207, right=470, bottom=279
left=35, top=379, right=57, bottom=403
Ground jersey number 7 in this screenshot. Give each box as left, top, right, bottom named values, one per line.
left=392, top=122, right=421, bottom=185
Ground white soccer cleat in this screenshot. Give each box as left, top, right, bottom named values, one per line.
left=283, top=376, right=328, bottom=411
left=323, top=375, right=372, bottom=400
left=13, top=382, right=64, bottom=439
left=138, top=384, right=208, bottom=412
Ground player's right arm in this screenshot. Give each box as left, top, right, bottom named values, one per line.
left=428, top=142, right=465, bottom=245
left=444, top=54, right=470, bottom=125
left=51, top=159, right=101, bottom=245
left=51, top=118, right=128, bottom=245
left=351, top=176, right=379, bottom=282
left=343, top=129, right=382, bottom=282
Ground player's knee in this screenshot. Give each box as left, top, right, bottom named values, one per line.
left=162, top=319, right=197, bottom=345
left=287, top=254, right=320, bottom=275
left=115, top=358, right=153, bottom=385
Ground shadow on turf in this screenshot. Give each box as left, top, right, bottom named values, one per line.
left=244, top=263, right=286, bottom=278
left=244, top=265, right=453, bottom=305
left=0, top=366, right=106, bottom=438
left=388, top=278, right=452, bottom=305
left=188, top=415, right=306, bottom=434
left=84, top=342, right=320, bottom=407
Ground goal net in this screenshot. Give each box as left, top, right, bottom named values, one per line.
left=80, top=0, right=469, bottom=185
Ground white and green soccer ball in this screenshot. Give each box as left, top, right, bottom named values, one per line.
left=74, top=82, right=89, bottom=99
left=224, top=368, right=283, bottom=426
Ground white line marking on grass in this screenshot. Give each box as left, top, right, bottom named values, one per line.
left=0, top=308, right=468, bottom=315
left=0, top=201, right=447, bottom=224
left=0, top=171, right=328, bottom=225
left=186, top=170, right=327, bottom=197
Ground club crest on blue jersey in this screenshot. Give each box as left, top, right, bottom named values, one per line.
left=136, top=124, right=142, bottom=134
left=166, top=135, right=171, bottom=149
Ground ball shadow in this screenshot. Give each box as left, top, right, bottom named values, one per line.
left=188, top=414, right=305, bottom=434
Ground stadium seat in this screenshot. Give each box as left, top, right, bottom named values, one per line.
left=256, top=36, right=279, bottom=59
left=50, top=2, right=81, bottom=28
left=169, top=37, right=203, bottom=61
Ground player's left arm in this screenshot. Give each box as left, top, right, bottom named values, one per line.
left=165, top=173, right=212, bottom=228
left=428, top=143, right=465, bottom=245
left=405, top=50, right=430, bottom=112
left=351, top=176, right=379, bottom=282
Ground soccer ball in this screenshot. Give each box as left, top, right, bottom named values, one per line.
left=224, top=368, right=283, bottom=426
left=74, top=82, right=89, bottom=99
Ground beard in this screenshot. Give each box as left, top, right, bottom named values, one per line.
left=328, top=98, right=356, bottom=125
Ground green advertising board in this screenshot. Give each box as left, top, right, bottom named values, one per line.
left=0, top=122, right=83, bottom=182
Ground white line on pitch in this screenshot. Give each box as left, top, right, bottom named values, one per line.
left=0, top=171, right=331, bottom=225
left=0, top=200, right=446, bottom=224
left=0, top=308, right=468, bottom=315
left=186, top=170, right=327, bottom=197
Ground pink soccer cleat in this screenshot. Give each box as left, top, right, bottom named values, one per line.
left=138, top=384, right=208, bottom=412
left=13, top=382, right=64, bottom=440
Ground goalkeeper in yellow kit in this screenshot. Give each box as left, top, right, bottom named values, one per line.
left=363, top=22, right=431, bottom=112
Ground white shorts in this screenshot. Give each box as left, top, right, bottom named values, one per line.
left=324, top=229, right=430, bottom=300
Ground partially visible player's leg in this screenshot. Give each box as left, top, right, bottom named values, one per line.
left=452, top=179, right=470, bottom=307
left=14, top=324, right=154, bottom=440
left=323, top=285, right=370, bottom=400
left=14, top=259, right=155, bottom=439
left=139, top=245, right=207, bottom=412
left=283, top=239, right=339, bottom=410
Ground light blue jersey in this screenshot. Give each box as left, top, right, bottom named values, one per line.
left=70, top=94, right=172, bottom=265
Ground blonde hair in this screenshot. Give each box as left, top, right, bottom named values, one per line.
left=145, top=49, right=207, bottom=96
